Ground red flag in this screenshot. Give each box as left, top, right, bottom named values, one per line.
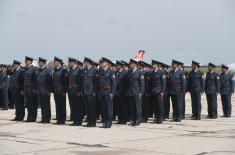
left=134, top=50, right=145, bottom=61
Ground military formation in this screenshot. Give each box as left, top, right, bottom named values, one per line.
left=0, top=56, right=234, bottom=128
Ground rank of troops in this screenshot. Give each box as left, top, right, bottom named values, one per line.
left=0, top=56, right=234, bottom=128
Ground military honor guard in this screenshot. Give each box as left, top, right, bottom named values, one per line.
left=139, top=61, right=152, bottom=123
left=67, top=58, right=84, bottom=126
left=179, top=62, right=187, bottom=119
left=0, top=64, right=10, bottom=110
left=205, top=63, right=220, bottom=119
left=114, top=60, right=128, bottom=124
left=161, top=63, right=171, bottom=119
left=168, top=60, right=186, bottom=122
left=187, top=61, right=205, bottom=120
left=36, top=57, right=53, bottom=123
left=23, top=56, right=38, bottom=122
left=10, top=60, right=25, bottom=121
left=97, top=57, right=116, bottom=128
left=220, top=64, right=234, bottom=118
left=82, top=57, right=98, bottom=127
left=53, top=57, right=68, bottom=125
left=149, top=60, right=166, bottom=124
left=127, top=59, right=145, bottom=126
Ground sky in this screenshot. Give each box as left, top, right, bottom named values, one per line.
left=0, top=0, right=235, bottom=65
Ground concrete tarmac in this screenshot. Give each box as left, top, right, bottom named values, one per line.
left=0, top=94, right=235, bottom=155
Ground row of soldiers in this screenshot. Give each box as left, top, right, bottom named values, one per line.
left=0, top=56, right=234, bottom=128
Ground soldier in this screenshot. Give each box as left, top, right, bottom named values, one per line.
left=149, top=60, right=166, bottom=124
left=0, top=64, right=10, bottom=110
left=161, top=63, right=171, bottom=119
left=205, top=63, right=220, bottom=119
left=23, top=56, right=37, bottom=122
left=220, top=64, right=234, bottom=118
left=8, top=65, right=15, bottom=109
left=10, top=60, right=25, bottom=121
left=114, top=61, right=128, bottom=124
left=82, top=57, right=98, bottom=127
left=168, top=60, right=186, bottom=122
left=36, top=57, right=52, bottom=123
left=53, top=57, right=68, bottom=125
left=97, top=57, right=116, bottom=128
left=179, top=62, right=187, bottom=119
left=127, top=59, right=145, bottom=126
left=139, top=61, right=152, bottom=123
left=187, top=61, right=205, bottom=120
left=68, top=58, right=83, bottom=126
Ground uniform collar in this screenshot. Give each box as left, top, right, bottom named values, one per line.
left=57, top=65, right=62, bottom=70
left=174, top=68, right=179, bottom=72
left=118, top=68, right=123, bottom=72
left=41, top=64, right=47, bottom=70
left=16, top=66, right=21, bottom=71
left=104, top=67, right=108, bottom=71
left=87, top=66, right=92, bottom=70
left=26, top=64, right=32, bottom=68
left=132, top=68, right=137, bottom=73
left=73, top=65, right=77, bottom=70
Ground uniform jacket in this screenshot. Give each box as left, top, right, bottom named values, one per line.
left=23, top=65, right=37, bottom=94
left=9, top=67, right=24, bottom=92
left=68, top=66, right=83, bottom=94
left=115, top=69, right=128, bottom=96
left=97, top=67, right=116, bottom=96
left=205, top=71, right=220, bottom=94
left=127, top=69, right=145, bottom=96
left=149, top=69, right=166, bottom=94
left=0, top=70, right=10, bottom=90
left=220, top=72, right=234, bottom=95
left=53, top=66, right=68, bottom=94
left=36, top=66, right=53, bottom=95
left=187, top=70, right=205, bottom=93
left=83, top=66, right=98, bottom=95
left=167, top=68, right=186, bottom=94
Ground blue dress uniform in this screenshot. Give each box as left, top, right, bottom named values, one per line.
left=114, top=61, right=128, bottom=124
left=97, top=61, right=116, bottom=128
left=149, top=60, right=166, bottom=124
left=36, top=58, right=53, bottom=123
left=168, top=60, right=186, bottom=122
left=161, top=63, right=171, bottom=119
left=121, top=60, right=131, bottom=120
left=187, top=61, right=205, bottom=120
left=127, top=59, right=145, bottom=126
left=181, top=70, right=188, bottom=119
left=23, top=57, right=38, bottom=122
left=10, top=61, right=25, bottom=121
left=0, top=65, right=10, bottom=110
left=205, top=63, right=220, bottom=119
left=8, top=67, right=14, bottom=109
left=220, top=65, right=234, bottom=117
left=68, top=61, right=84, bottom=126
left=53, top=57, right=68, bottom=124
left=83, top=57, right=98, bottom=127
left=139, top=61, right=152, bottom=123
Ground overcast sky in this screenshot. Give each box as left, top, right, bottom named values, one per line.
left=0, top=0, right=235, bottom=65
